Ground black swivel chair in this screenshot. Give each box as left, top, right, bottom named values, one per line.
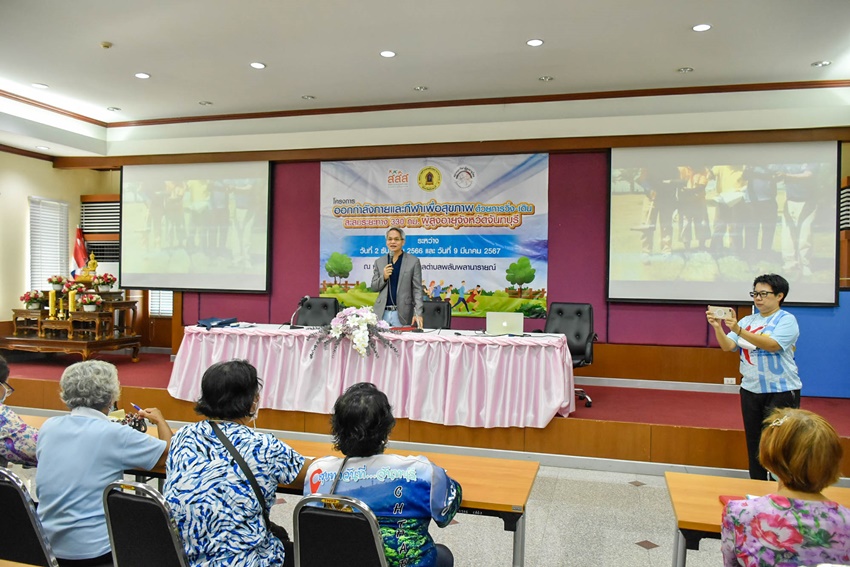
left=0, top=467, right=59, bottom=567
left=293, top=494, right=388, bottom=567
left=103, top=481, right=190, bottom=567
left=544, top=302, right=596, bottom=407
left=295, top=297, right=340, bottom=327
left=421, top=301, right=452, bottom=329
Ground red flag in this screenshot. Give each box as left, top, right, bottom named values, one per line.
left=71, top=227, right=87, bottom=278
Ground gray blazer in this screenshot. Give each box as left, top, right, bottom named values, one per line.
left=371, top=252, right=423, bottom=326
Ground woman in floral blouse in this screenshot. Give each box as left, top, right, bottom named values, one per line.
left=0, top=355, right=38, bottom=466
left=721, top=408, right=850, bottom=566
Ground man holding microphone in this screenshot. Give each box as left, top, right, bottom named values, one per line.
left=371, top=227, right=424, bottom=328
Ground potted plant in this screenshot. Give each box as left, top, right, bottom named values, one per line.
left=19, top=290, right=45, bottom=310
left=63, top=281, right=88, bottom=295
left=92, top=273, right=117, bottom=292
left=47, top=275, right=67, bottom=291
left=78, top=294, right=103, bottom=312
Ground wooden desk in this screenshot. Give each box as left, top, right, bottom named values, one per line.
left=11, top=309, right=45, bottom=336
left=21, top=415, right=539, bottom=566
left=103, top=300, right=138, bottom=336
left=664, top=471, right=850, bottom=567
left=70, top=310, right=114, bottom=340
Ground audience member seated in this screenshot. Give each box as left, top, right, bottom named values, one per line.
left=36, top=360, right=172, bottom=567
left=304, top=382, right=462, bottom=567
left=164, top=359, right=307, bottom=567
left=721, top=408, right=850, bottom=566
left=0, top=355, right=38, bottom=467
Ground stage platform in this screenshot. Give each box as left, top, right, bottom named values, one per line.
left=0, top=334, right=141, bottom=361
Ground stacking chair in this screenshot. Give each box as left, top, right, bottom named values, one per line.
left=293, top=494, right=388, bottom=567
left=544, top=302, right=597, bottom=407
left=0, top=467, right=59, bottom=567
left=103, top=481, right=189, bottom=567
left=295, top=297, right=340, bottom=327
left=421, top=301, right=452, bottom=329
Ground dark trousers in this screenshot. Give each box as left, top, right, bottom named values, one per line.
left=740, top=388, right=800, bottom=480
left=57, top=552, right=113, bottom=567
left=435, top=544, right=454, bottom=567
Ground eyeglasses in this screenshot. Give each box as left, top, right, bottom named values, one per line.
left=1, top=382, right=13, bottom=396
left=386, top=237, right=403, bottom=242
left=749, top=291, right=776, bottom=299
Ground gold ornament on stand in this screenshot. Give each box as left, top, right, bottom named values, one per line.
left=75, top=252, right=99, bottom=285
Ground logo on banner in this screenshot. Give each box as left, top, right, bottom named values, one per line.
left=452, top=165, right=477, bottom=189
left=387, top=169, right=409, bottom=189
left=417, top=166, right=442, bottom=192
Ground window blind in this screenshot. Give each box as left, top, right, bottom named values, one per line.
left=29, top=197, right=70, bottom=290
left=149, top=290, right=173, bottom=317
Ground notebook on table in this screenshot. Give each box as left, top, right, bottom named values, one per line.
left=485, top=312, right=524, bottom=335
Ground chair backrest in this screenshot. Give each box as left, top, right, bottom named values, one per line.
left=544, top=302, right=595, bottom=367
left=293, top=494, right=388, bottom=567
left=295, top=297, right=340, bottom=327
left=0, top=467, right=59, bottom=567
left=103, top=481, right=189, bottom=567
left=421, top=301, right=451, bottom=329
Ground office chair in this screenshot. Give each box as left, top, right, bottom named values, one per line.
left=295, top=297, right=340, bottom=327
left=544, top=302, right=596, bottom=407
left=293, top=494, right=388, bottom=567
left=421, top=301, right=452, bottom=329
left=0, top=467, right=59, bottom=567
left=103, top=481, right=190, bottom=567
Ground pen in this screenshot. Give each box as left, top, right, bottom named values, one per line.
left=131, top=403, right=143, bottom=412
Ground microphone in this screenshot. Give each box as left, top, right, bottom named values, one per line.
left=289, top=295, right=311, bottom=328
left=387, top=253, right=392, bottom=272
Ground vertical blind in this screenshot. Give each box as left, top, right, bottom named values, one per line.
left=29, top=197, right=70, bottom=290
left=149, top=290, right=173, bottom=317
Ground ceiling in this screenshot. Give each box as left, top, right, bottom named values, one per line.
left=1, top=0, right=849, bottom=157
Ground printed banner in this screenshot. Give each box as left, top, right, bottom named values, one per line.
left=319, top=154, right=549, bottom=317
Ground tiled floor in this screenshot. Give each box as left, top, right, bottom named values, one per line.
left=9, top=462, right=723, bottom=567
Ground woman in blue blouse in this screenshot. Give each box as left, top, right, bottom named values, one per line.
left=164, top=360, right=307, bottom=567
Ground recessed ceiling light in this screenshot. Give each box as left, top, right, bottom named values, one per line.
left=31, top=83, right=49, bottom=89
left=692, top=24, right=711, bottom=32
left=380, top=50, right=396, bottom=58
left=526, top=39, right=544, bottom=47
left=413, top=86, right=428, bottom=91
left=677, top=67, right=694, bottom=73
left=538, top=76, right=554, bottom=82
left=134, top=72, right=151, bottom=79
left=250, top=62, right=266, bottom=69
left=106, top=107, right=121, bottom=112
left=35, top=146, right=50, bottom=150
left=198, top=101, right=213, bottom=106
left=302, top=95, right=316, bottom=100
left=811, top=60, right=832, bottom=67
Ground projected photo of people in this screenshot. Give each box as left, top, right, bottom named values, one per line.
left=609, top=142, right=838, bottom=304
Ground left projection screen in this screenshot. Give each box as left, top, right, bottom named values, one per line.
left=121, top=162, right=271, bottom=292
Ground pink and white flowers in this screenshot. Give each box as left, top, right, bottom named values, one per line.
left=309, top=306, right=396, bottom=358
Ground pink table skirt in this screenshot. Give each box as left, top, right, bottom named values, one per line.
left=168, top=325, right=574, bottom=428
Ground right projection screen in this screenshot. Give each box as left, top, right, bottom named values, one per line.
left=609, top=142, right=838, bottom=305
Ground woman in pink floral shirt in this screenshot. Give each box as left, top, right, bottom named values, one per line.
left=0, top=355, right=38, bottom=466
left=721, top=408, right=850, bottom=566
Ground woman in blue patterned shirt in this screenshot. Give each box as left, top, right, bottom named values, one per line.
left=165, top=360, right=307, bottom=567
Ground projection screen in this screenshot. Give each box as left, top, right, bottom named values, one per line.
left=121, top=162, right=271, bottom=292
left=609, top=142, right=838, bottom=305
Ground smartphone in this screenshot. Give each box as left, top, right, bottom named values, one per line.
left=708, top=305, right=735, bottom=320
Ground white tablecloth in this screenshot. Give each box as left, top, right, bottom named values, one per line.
left=168, top=325, right=574, bottom=428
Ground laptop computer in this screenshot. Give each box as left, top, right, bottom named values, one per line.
left=485, top=312, right=524, bottom=336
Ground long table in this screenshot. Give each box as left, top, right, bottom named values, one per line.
left=664, top=471, right=850, bottom=567
left=21, top=415, right=540, bottom=567
left=168, top=325, right=575, bottom=428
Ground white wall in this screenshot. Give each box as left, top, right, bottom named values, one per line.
left=0, top=153, right=118, bottom=316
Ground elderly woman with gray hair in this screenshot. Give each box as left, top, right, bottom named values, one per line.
left=36, top=360, right=172, bottom=567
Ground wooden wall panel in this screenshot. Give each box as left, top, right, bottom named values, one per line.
left=121, top=386, right=197, bottom=422
left=525, top=417, right=652, bottom=461
left=650, top=425, right=748, bottom=468
left=0, top=321, right=12, bottom=336
left=409, top=422, right=526, bottom=451
left=257, top=410, right=306, bottom=433
left=588, top=343, right=739, bottom=382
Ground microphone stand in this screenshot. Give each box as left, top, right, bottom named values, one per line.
left=288, top=297, right=309, bottom=329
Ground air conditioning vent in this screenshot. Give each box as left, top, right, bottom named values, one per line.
left=81, top=201, right=120, bottom=233
left=86, top=241, right=120, bottom=262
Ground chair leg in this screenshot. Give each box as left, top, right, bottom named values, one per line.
left=575, top=388, right=592, bottom=408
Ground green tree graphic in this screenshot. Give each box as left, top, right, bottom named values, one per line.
left=505, top=256, right=536, bottom=296
left=325, top=252, right=353, bottom=284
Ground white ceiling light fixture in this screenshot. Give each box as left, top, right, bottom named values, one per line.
left=413, top=85, right=428, bottom=91
left=538, top=75, right=554, bottom=82
left=677, top=67, right=694, bottom=73
left=301, top=95, right=316, bottom=100
left=692, top=24, right=711, bottom=32
left=811, top=60, right=832, bottom=67
left=134, top=72, right=151, bottom=79
left=380, top=50, right=396, bottom=58
left=526, top=39, right=544, bottom=47
left=106, top=107, right=121, bottom=112
left=250, top=62, right=266, bottom=69
left=198, top=101, right=213, bottom=106
left=31, top=83, right=49, bottom=89
left=35, top=145, right=50, bottom=150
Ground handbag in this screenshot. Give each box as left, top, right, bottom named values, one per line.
left=209, top=420, right=290, bottom=542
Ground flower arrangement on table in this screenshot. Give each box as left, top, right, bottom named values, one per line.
left=78, top=294, right=104, bottom=307
left=47, top=275, right=67, bottom=286
left=309, top=306, right=398, bottom=358
left=19, top=290, right=45, bottom=307
left=63, top=281, right=88, bottom=295
left=92, top=273, right=117, bottom=288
